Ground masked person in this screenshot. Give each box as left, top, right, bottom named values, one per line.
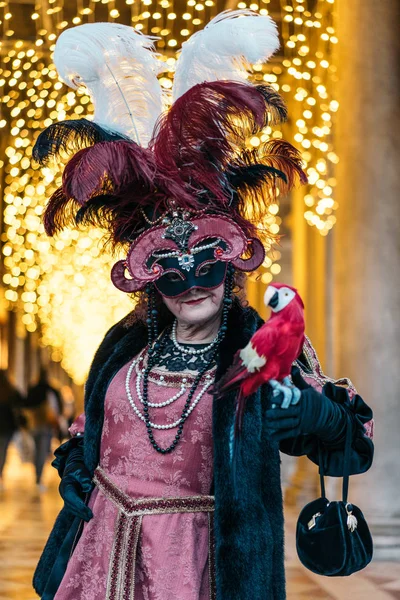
left=32, top=14, right=374, bottom=600
left=0, top=371, right=25, bottom=490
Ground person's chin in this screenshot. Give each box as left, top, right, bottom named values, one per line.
left=179, top=298, right=213, bottom=320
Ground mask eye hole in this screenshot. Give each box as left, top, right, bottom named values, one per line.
left=195, top=260, right=216, bottom=277
left=198, top=264, right=213, bottom=277
left=163, top=270, right=185, bottom=283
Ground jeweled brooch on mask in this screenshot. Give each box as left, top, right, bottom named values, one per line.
left=177, top=253, right=195, bottom=271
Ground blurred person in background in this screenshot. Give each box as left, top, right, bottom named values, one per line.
left=0, top=369, right=24, bottom=491
left=59, top=384, right=76, bottom=436
left=25, top=367, right=63, bottom=491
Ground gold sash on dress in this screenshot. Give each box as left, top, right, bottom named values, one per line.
left=93, top=466, right=216, bottom=600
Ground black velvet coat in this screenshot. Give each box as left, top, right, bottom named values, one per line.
left=33, top=301, right=374, bottom=600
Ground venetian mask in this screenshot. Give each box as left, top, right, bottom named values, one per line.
left=111, top=211, right=265, bottom=296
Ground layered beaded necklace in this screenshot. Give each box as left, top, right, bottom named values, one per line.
left=125, top=268, right=234, bottom=454
left=125, top=355, right=215, bottom=430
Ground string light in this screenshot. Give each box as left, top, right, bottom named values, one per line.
left=280, top=0, right=338, bottom=234
left=0, top=0, right=337, bottom=381
left=1, top=51, right=132, bottom=383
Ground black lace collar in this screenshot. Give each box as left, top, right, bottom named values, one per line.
left=154, top=335, right=217, bottom=373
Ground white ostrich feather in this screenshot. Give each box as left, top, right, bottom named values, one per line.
left=53, top=23, right=164, bottom=147
left=172, top=10, right=280, bottom=101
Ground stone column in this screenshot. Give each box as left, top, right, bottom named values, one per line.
left=287, top=188, right=330, bottom=507
left=334, top=0, right=400, bottom=559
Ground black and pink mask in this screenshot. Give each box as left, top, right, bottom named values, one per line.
left=111, top=213, right=265, bottom=297
left=150, top=242, right=228, bottom=298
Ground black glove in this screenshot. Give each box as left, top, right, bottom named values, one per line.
left=54, top=437, right=94, bottom=522
left=265, top=367, right=348, bottom=444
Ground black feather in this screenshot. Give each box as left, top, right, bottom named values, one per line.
left=75, top=193, right=150, bottom=251
left=225, top=156, right=287, bottom=238
left=255, top=84, right=288, bottom=126
left=75, top=195, right=117, bottom=228
left=43, top=187, right=81, bottom=236
left=224, top=138, right=307, bottom=247
left=226, top=140, right=307, bottom=220
left=228, top=163, right=287, bottom=190
left=33, top=118, right=128, bottom=165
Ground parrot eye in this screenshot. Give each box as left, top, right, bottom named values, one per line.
left=285, top=292, right=289, bottom=296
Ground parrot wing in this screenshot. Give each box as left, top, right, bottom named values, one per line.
left=251, top=319, right=305, bottom=380
left=214, top=348, right=250, bottom=397
left=215, top=323, right=280, bottom=397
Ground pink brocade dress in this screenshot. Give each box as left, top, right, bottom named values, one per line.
left=54, top=348, right=216, bottom=600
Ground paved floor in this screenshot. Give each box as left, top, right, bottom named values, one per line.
left=0, top=447, right=399, bottom=600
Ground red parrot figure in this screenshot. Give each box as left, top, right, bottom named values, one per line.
left=217, top=283, right=305, bottom=436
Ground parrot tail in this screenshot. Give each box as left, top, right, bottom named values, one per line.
left=214, top=357, right=248, bottom=399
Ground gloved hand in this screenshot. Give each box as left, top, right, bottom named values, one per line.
left=58, top=440, right=94, bottom=522
left=265, top=367, right=348, bottom=444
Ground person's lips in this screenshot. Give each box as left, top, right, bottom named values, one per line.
left=182, top=296, right=208, bottom=305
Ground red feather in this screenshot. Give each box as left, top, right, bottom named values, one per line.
left=150, top=81, right=272, bottom=232
left=60, top=140, right=195, bottom=248
left=62, top=140, right=157, bottom=205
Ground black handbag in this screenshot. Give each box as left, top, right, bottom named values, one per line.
left=296, top=422, right=373, bottom=576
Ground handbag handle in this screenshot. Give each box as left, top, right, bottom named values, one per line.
left=317, top=413, right=353, bottom=503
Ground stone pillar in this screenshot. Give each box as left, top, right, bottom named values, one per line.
left=287, top=188, right=330, bottom=507
left=334, top=0, right=400, bottom=559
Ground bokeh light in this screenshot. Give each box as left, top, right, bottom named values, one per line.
left=0, top=0, right=338, bottom=381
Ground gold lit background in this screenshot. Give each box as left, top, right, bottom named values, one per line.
left=0, top=0, right=338, bottom=384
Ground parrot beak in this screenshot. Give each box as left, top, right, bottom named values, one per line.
left=264, top=286, right=279, bottom=309
left=268, top=291, right=279, bottom=309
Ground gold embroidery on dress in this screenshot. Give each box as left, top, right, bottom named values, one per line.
left=293, top=335, right=356, bottom=393
left=95, top=467, right=216, bottom=600
left=208, top=512, right=217, bottom=600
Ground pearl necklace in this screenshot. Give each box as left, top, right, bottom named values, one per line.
left=125, top=355, right=213, bottom=430
left=136, top=370, right=187, bottom=407
left=171, top=319, right=219, bottom=356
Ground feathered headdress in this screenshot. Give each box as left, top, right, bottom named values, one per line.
left=34, top=12, right=307, bottom=292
